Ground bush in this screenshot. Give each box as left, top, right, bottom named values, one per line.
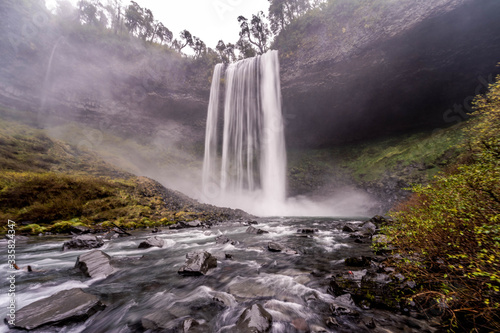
left=386, top=75, right=500, bottom=332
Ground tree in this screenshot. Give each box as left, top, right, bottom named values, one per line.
left=268, top=0, right=311, bottom=35
left=216, top=40, right=236, bottom=63
left=152, top=22, right=173, bottom=45
left=173, top=29, right=194, bottom=52
left=124, top=0, right=143, bottom=36
left=191, top=36, right=206, bottom=58
left=237, top=11, right=271, bottom=55
left=236, top=38, right=257, bottom=59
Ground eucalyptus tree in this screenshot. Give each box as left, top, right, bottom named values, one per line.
left=237, top=11, right=271, bottom=55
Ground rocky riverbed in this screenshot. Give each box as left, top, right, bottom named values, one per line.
left=1, top=217, right=440, bottom=332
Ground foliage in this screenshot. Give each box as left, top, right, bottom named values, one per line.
left=386, top=75, right=500, bottom=332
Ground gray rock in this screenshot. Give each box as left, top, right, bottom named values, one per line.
left=360, top=222, right=377, bottom=236
left=236, top=304, right=272, bottom=333
left=267, top=242, right=297, bottom=254
left=344, top=256, right=372, bottom=267
left=75, top=250, right=114, bottom=278
left=9, top=288, right=104, bottom=330
left=62, top=235, right=103, bottom=251
left=297, top=228, right=319, bottom=234
left=69, top=225, right=92, bottom=235
left=183, top=318, right=200, bottom=332
left=216, top=235, right=238, bottom=245
left=138, top=236, right=164, bottom=249
left=342, top=225, right=356, bottom=233
left=246, top=226, right=269, bottom=234
left=141, top=311, right=178, bottom=330
left=178, top=251, right=217, bottom=276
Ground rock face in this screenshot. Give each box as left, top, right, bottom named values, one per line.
left=138, top=236, right=164, bottom=249
left=75, top=250, right=114, bottom=278
left=62, top=235, right=104, bottom=251
left=235, top=304, right=273, bottom=333
left=278, top=0, right=500, bottom=147
left=178, top=251, right=217, bottom=276
left=9, top=288, right=104, bottom=330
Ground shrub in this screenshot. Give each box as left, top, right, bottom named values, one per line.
left=386, top=75, right=500, bottom=332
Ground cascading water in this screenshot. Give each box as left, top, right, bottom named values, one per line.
left=202, top=50, right=287, bottom=215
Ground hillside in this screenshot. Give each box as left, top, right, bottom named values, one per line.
left=0, top=113, right=249, bottom=235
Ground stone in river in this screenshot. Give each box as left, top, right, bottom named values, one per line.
left=246, top=226, right=269, bottom=234
left=9, top=288, right=104, bottom=330
left=138, top=236, right=164, bottom=249
left=178, top=251, right=217, bottom=276
left=62, top=235, right=103, bottom=251
left=75, top=250, right=114, bottom=278
left=235, top=304, right=273, bottom=333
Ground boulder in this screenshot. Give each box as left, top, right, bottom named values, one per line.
left=235, top=304, right=272, bottom=333
left=297, top=228, right=319, bottom=234
left=9, top=288, right=104, bottom=330
left=138, top=236, right=164, bottom=249
left=216, top=235, right=238, bottom=245
left=344, top=256, right=372, bottom=267
left=69, top=225, right=92, bottom=235
left=246, top=226, right=269, bottom=234
left=267, top=242, right=297, bottom=254
left=62, top=235, right=103, bottom=251
left=141, top=311, right=178, bottom=331
left=178, top=251, right=217, bottom=276
left=360, top=222, right=377, bottom=236
left=342, top=225, right=356, bottom=233
left=75, top=250, right=114, bottom=278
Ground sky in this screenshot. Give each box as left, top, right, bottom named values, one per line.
left=45, top=0, right=270, bottom=49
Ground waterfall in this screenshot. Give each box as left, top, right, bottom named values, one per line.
left=202, top=50, right=287, bottom=214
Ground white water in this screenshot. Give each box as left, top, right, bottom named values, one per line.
left=202, top=51, right=287, bottom=215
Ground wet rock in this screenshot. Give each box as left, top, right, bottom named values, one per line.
left=330, top=294, right=359, bottom=317
left=169, top=220, right=204, bottom=230
left=360, top=222, right=377, bottom=236
left=225, top=253, right=234, bottom=260
left=268, top=242, right=286, bottom=252
left=267, top=242, right=297, bottom=254
left=10, top=288, right=104, bottom=330
left=178, top=251, right=217, bottom=276
left=246, top=226, right=269, bottom=234
left=216, top=235, right=238, bottom=245
left=138, top=236, right=164, bottom=249
left=328, top=271, right=366, bottom=297
left=325, top=317, right=339, bottom=328
left=141, top=311, right=178, bottom=331
left=235, top=304, right=272, bottom=333
left=75, top=250, right=114, bottom=278
left=297, top=228, right=319, bottom=234
left=69, top=225, right=92, bottom=235
left=345, top=256, right=372, bottom=267
left=62, top=235, right=103, bottom=251
left=183, top=318, right=200, bottom=332
left=104, top=231, right=118, bottom=240
left=342, top=225, right=356, bottom=233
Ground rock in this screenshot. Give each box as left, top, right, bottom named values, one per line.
left=178, top=251, right=217, bottom=276
left=330, top=294, right=359, bottom=317
left=235, top=304, right=272, bottom=333
left=138, top=236, right=164, bottom=249
left=267, top=242, right=297, bottom=254
left=297, top=228, right=319, bottom=234
left=325, top=317, right=339, bottom=328
left=342, top=225, right=356, bottom=233
left=104, top=231, right=118, bottom=240
left=345, top=256, right=372, bottom=267
left=225, top=253, right=234, bottom=260
left=62, top=235, right=104, bottom=251
left=360, top=222, right=377, bottom=236
left=69, top=225, right=92, bottom=235
left=246, top=226, right=269, bottom=234
left=141, top=311, right=178, bottom=331
left=372, top=234, right=390, bottom=245
left=216, top=235, right=238, bottom=245
left=75, top=250, right=114, bottom=278
left=10, top=288, right=104, bottom=330
left=185, top=220, right=202, bottom=228
left=183, top=318, right=200, bottom=332
left=268, top=242, right=286, bottom=252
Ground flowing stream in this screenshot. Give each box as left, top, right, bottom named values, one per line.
left=0, top=217, right=409, bottom=333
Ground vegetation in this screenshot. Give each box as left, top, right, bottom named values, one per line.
left=0, top=116, right=214, bottom=235
left=384, top=75, right=500, bottom=332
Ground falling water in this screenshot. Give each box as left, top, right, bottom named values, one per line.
left=39, top=37, right=64, bottom=123
left=202, top=50, right=287, bottom=215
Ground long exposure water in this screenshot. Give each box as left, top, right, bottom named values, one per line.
left=0, top=217, right=402, bottom=333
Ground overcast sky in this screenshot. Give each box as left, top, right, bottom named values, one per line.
left=46, top=0, right=270, bottom=49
